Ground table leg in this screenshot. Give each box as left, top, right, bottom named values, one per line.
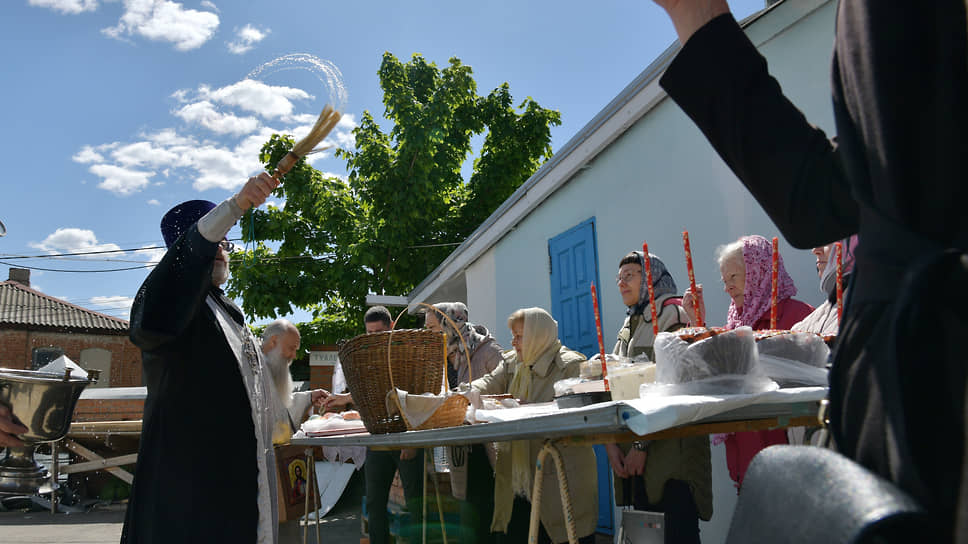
left=51, top=440, right=58, bottom=515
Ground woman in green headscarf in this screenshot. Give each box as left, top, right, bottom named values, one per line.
left=471, top=307, right=598, bottom=544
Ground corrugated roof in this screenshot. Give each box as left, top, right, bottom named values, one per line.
left=0, top=280, right=129, bottom=333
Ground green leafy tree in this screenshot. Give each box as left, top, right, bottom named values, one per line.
left=228, top=52, right=560, bottom=346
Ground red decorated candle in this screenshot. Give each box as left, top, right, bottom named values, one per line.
left=590, top=282, right=610, bottom=391
left=770, top=236, right=779, bottom=329
left=643, top=242, right=660, bottom=337
left=835, top=241, right=844, bottom=321
left=682, top=231, right=703, bottom=327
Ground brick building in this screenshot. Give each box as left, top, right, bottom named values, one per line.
left=0, top=268, right=142, bottom=388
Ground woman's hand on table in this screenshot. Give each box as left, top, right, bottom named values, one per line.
left=682, top=284, right=707, bottom=326
left=605, top=443, right=630, bottom=478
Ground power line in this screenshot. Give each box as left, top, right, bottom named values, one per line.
left=0, top=261, right=154, bottom=273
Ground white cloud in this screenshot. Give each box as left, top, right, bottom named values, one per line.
left=147, top=199, right=160, bottom=205
left=134, top=244, right=167, bottom=263
left=174, top=100, right=260, bottom=135
left=199, top=0, right=218, bottom=12
left=204, top=79, right=311, bottom=119
left=332, top=113, right=357, bottom=148
left=30, top=228, right=122, bottom=254
left=184, top=143, right=258, bottom=191
left=227, top=24, right=268, bottom=55
left=89, top=163, right=154, bottom=195
left=28, top=0, right=98, bottom=14
left=90, top=295, right=136, bottom=311
left=146, top=128, right=195, bottom=147
left=102, top=0, right=219, bottom=52
left=76, top=73, right=346, bottom=198
left=72, top=145, right=104, bottom=164
left=170, top=88, right=191, bottom=103
left=112, top=141, right=181, bottom=167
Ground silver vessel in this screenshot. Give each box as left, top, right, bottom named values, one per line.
left=0, top=367, right=97, bottom=495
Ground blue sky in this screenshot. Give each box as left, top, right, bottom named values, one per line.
left=0, top=0, right=767, bottom=325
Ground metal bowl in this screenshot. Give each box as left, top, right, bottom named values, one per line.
left=0, top=367, right=96, bottom=496
left=0, top=367, right=94, bottom=443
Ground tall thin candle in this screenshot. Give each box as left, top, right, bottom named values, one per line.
left=590, top=282, right=610, bottom=391
left=835, top=241, right=844, bottom=322
left=770, top=236, right=779, bottom=329
left=682, top=231, right=703, bottom=327
left=642, top=242, right=660, bottom=337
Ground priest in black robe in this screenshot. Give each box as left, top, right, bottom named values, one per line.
left=122, top=172, right=281, bottom=544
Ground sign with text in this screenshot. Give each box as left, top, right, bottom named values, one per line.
left=309, top=346, right=339, bottom=367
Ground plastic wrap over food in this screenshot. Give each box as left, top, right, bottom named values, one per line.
left=649, top=326, right=778, bottom=395
left=756, top=331, right=830, bottom=367
left=581, top=353, right=633, bottom=379
left=555, top=377, right=585, bottom=397
left=755, top=331, right=830, bottom=387
left=757, top=355, right=828, bottom=387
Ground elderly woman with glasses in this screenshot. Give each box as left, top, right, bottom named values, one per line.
left=607, top=251, right=712, bottom=544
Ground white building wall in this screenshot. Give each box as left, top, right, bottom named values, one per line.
left=475, top=2, right=838, bottom=542
left=464, top=247, right=500, bottom=341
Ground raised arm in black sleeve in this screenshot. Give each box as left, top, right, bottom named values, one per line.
left=659, top=14, right=858, bottom=249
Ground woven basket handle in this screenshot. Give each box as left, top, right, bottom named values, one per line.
left=388, top=303, right=474, bottom=394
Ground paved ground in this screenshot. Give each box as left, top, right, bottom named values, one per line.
left=0, top=472, right=615, bottom=544
left=0, top=470, right=365, bottom=544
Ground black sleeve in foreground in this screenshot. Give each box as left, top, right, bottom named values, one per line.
left=660, top=14, right=858, bottom=249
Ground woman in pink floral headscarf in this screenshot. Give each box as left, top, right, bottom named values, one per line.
left=683, top=235, right=813, bottom=331
left=682, top=235, right=813, bottom=490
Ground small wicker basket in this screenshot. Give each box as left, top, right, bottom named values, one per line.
left=389, top=303, right=473, bottom=431
left=338, top=329, right=445, bottom=434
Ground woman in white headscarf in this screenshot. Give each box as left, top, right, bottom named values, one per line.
left=424, top=302, right=505, bottom=544
left=471, top=307, right=598, bottom=544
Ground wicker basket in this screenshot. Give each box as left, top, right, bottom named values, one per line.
left=390, top=303, right=473, bottom=431
left=338, top=329, right=445, bottom=434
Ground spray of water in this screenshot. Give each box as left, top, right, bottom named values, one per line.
left=245, top=53, right=348, bottom=113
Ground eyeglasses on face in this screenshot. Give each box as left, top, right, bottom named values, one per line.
left=615, top=270, right=641, bottom=285
left=218, top=240, right=235, bottom=252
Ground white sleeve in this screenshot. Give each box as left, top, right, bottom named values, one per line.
left=288, top=391, right=313, bottom=424
left=332, top=361, right=347, bottom=394
left=197, top=197, right=244, bottom=243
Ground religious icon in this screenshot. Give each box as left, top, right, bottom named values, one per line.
left=289, top=459, right=306, bottom=501
left=287, top=458, right=309, bottom=503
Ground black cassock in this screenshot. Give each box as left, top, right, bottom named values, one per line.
left=122, top=224, right=260, bottom=543
left=660, top=4, right=968, bottom=540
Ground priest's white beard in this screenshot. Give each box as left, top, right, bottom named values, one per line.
left=212, top=260, right=229, bottom=286
left=265, top=344, right=294, bottom=408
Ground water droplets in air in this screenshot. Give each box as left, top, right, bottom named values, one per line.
left=246, top=54, right=348, bottom=113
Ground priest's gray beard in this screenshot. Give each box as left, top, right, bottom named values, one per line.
left=265, top=344, right=293, bottom=408
left=212, top=260, right=229, bottom=286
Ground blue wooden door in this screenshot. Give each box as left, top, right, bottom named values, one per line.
left=548, top=218, right=614, bottom=535
left=548, top=218, right=601, bottom=358
left=548, top=217, right=615, bottom=534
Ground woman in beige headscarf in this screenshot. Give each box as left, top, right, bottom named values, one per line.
left=471, top=307, right=598, bottom=544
